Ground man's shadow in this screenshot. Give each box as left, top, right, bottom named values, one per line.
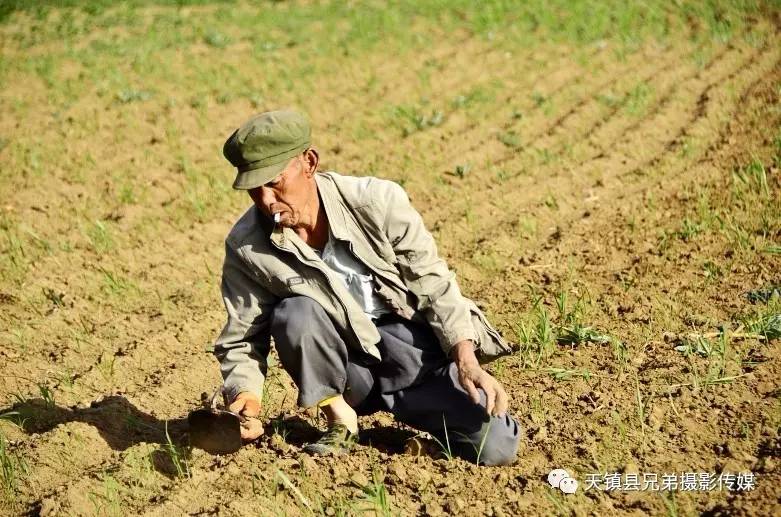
left=2, top=396, right=195, bottom=477
left=2, top=396, right=187, bottom=450
left=2, top=397, right=419, bottom=472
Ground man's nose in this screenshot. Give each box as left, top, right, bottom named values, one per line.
left=259, top=187, right=277, bottom=207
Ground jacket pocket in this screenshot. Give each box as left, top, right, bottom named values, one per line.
left=372, top=275, right=416, bottom=319
left=467, top=302, right=512, bottom=363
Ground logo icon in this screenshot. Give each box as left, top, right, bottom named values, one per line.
left=548, top=468, right=579, bottom=494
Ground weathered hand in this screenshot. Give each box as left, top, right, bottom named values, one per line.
left=451, top=340, right=509, bottom=417
left=228, top=392, right=264, bottom=441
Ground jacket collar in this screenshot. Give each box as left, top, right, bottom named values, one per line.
left=265, top=172, right=346, bottom=251
left=261, top=171, right=406, bottom=290
left=315, top=172, right=351, bottom=241
left=315, top=172, right=400, bottom=280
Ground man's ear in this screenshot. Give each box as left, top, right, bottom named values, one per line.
left=303, top=147, right=319, bottom=176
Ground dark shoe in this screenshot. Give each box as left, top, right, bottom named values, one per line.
left=303, top=423, right=358, bottom=456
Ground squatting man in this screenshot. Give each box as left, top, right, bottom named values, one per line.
left=213, top=109, right=520, bottom=464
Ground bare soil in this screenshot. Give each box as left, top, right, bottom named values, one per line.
left=0, top=4, right=779, bottom=516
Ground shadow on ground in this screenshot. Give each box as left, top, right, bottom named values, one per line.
left=1, top=396, right=188, bottom=448
left=2, top=398, right=421, bottom=462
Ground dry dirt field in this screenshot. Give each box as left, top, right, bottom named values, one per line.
left=1, top=1, right=780, bottom=515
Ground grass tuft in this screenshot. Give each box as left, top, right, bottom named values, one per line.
left=161, top=422, right=190, bottom=479
left=0, top=430, right=27, bottom=505
left=355, top=468, right=393, bottom=517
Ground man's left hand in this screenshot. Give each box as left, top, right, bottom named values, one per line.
left=451, top=340, right=509, bottom=417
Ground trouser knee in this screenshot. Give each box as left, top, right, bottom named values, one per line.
left=270, top=296, right=325, bottom=344
left=269, top=296, right=362, bottom=408
left=388, top=363, right=521, bottom=466
left=271, top=297, right=329, bottom=362
left=469, top=413, right=521, bottom=466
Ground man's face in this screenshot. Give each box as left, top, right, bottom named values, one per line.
left=248, top=153, right=313, bottom=228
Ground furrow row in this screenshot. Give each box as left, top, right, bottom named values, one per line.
left=622, top=45, right=771, bottom=178
left=459, top=43, right=771, bottom=247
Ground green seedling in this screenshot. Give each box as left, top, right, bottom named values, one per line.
left=42, top=287, right=65, bottom=308
left=516, top=319, right=536, bottom=368
left=555, top=290, right=570, bottom=324
left=87, top=220, right=114, bottom=253
left=557, top=324, right=612, bottom=345
left=543, top=192, right=559, bottom=209
left=355, top=468, right=392, bottom=517
left=544, top=487, right=568, bottom=515
left=498, top=131, right=521, bottom=149
left=118, top=183, right=136, bottom=204
left=426, top=414, right=454, bottom=461
left=534, top=301, right=554, bottom=350
left=517, top=215, right=537, bottom=239
left=536, top=148, right=557, bottom=166
left=491, top=357, right=507, bottom=380
left=270, top=416, right=291, bottom=443
left=20, top=226, right=51, bottom=254
left=634, top=372, right=645, bottom=440
left=596, top=92, right=621, bottom=108
left=0, top=412, right=19, bottom=424
left=722, top=216, right=752, bottom=250
left=260, top=374, right=284, bottom=421
left=116, top=89, right=151, bottom=103
left=276, top=469, right=312, bottom=512
left=612, top=410, right=628, bottom=441
left=162, top=422, right=190, bottom=479
left=0, top=431, right=27, bottom=503
left=451, top=86, right=492, bottom=109
left=97, top=354, right=116, bottom=382
left=732, top=158, right=769, bottom=197
left=531, top=91, right=547, bottom=108
left=534, top=303, right=555, bottom=359
left=702, top=261, right=722, bottom=280
left=625, top=82, right=652, bottom=115
left=204, top=31, right=231, bottom=48
left=516, top=295, right=565, bottom=367
left=475, top=419, right=493, bottom=465
left=123, top=446, right=159, bottom=491
left=676, top=218, right=703, bottom=241
left=391, top=105, right=444, bottom=137
left=454, top=163, right=471, bottom=178
left=100, top=268, right=137, bottom=297
left=611, top=338, right=628, bottom=370
left=543, top=367, right=592, bottom=382
left=88, top=474, right=121, bottom=517
left=660, top=490, right=679, bottom=517
left=37, top=383, right=55, bottom=407
left=674, top=336, right=716, bottom=357
left=746, top=313, right=781, bottom=341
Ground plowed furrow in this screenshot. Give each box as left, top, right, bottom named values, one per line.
left=622, top=45, right=771, bottom=177
left=443, top=43, right=777, bottom=266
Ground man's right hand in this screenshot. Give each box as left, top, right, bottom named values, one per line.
left=228, top=392, right=264, bottom=441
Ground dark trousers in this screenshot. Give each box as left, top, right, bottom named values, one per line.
left=269, top=296, right=520, bottom=466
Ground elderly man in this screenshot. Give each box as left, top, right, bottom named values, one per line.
left=214, top=109, right=520, bottom=465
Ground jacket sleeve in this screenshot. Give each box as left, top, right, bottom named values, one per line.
left=378, top=181, right=478, bottom=356
left=213, top=241, right=276, bottom=402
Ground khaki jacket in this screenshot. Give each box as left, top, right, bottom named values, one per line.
left=214, top=171, right=512, bottom=400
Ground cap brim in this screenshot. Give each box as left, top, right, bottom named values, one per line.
left=232, top=160, right=288, bottom=190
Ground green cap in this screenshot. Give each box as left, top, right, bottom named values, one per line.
left=223, top=109, right=311, bottom=190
